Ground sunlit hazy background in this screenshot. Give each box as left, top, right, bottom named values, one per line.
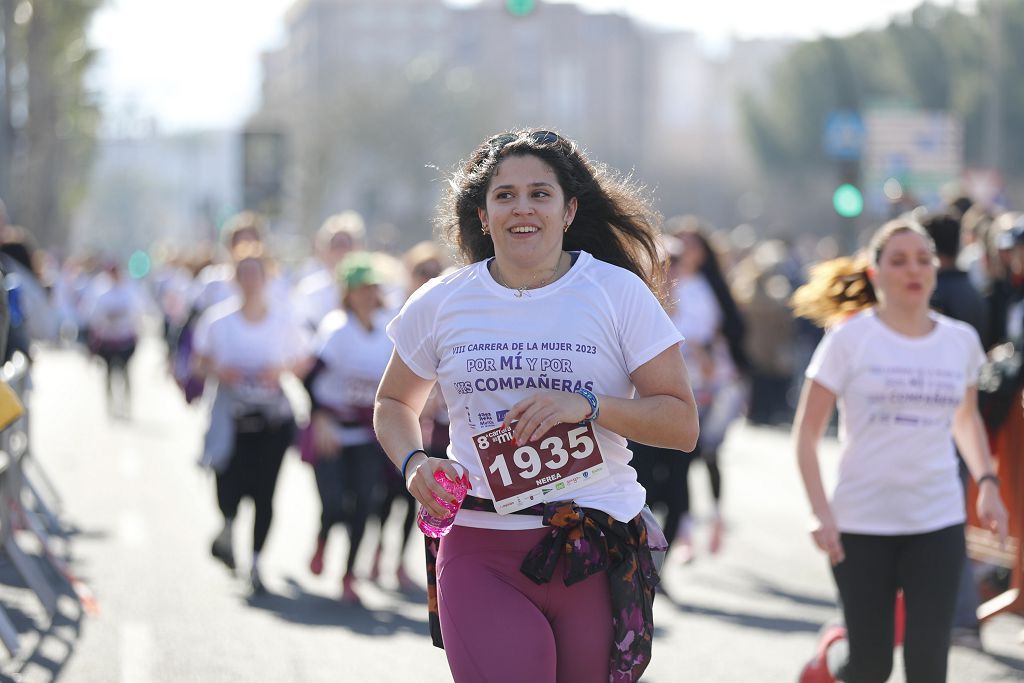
left=5, top=0, right=1018, bottom=259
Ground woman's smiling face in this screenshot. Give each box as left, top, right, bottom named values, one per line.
left=478, top=153, right=577, bottom=270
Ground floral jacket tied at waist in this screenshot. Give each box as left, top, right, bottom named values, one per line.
left=424, top=496, right=660, bottom=683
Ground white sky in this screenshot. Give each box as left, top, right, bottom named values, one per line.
left=88, top=0, right=973, bottom=133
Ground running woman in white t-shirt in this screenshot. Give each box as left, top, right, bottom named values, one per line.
left=791, top=220, right=1008, bottom=683
left=193, top=246, right=310, bottom=595
left=83, top=261, right=148, bottom=418
left=375, top=129, right=699, bottom=683
left=302, top=253, right=394, bottom=605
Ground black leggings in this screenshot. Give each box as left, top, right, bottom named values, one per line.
left=376, top=467, right=417, bottom=556
left=312, top=442, right=384, bottom=575
left=630, top=441, right=691, bottom=548
left=832, top=524, right=965, bottom=683
left=216, top=421, right=293, bottom=554
left=96, top=341, right=135, bottom=400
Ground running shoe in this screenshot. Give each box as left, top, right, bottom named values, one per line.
left=951, top=626, right=984, bottom=651
left=341, top=574, right=362, bottom=606
left=396, top=565, right=418, bottom=593
left=673, top=514, right=695, bottom=564
left=309, top=538, right=326, bottom=576
left=211, top=528, right=235, bottom=570
left=369, top=548, right=383, bottom=583
left=250, top=566, right=267, bottom=595
left=709, top=513, right=725, bottom=555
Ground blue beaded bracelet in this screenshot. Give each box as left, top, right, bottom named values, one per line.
left=401, top=449, right=429, bottom=480
left=576, top=388, right=599, bottom=425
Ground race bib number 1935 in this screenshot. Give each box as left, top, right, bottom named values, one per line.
left=471, top=421, right=608, bottom=514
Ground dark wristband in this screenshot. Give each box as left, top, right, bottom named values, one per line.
left=977, top=473, right=1000, bottom=488
left=401, top=449, right=428, bottom=480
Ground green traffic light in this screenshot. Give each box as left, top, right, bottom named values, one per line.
left=128, top=250, right=151, bottom=279
left=505, top=0, right=537, bottom=16
left=833, top=183, right=863, bottom=218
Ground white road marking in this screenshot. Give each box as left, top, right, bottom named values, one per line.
left=120, top=620, right=155, bottom=683
left=118, top=512, right=147, bottom=547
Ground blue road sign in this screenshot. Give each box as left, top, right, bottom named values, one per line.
left=824, top=111, right=866, bottom=161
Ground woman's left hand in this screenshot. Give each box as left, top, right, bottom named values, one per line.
left=503, top=391, right=593, bottom=444
left=977, top=483, right=1009, bottom=547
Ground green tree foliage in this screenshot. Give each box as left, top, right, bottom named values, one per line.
left=741, top=0, right=1024, bottom=177
left=2, top=0, right=104, bottom=246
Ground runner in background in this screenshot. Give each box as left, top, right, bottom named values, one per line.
left=81, top=259, right=149, bottom=418
left=194, top=245, right=310, bottom=595
left=301, top=252, right=393, bottom=605
left=175, top=212, right=287, bottom=404
left=628, top=234, right=692, bottom=562
left=791, top=220, right=1008, bottom=683
left=368, top=242, right=448, bottom=592
left=292, top=211, right=364, bottom=330
left=668, top=220, right=749, bottom=558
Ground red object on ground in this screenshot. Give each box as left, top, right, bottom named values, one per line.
left=798, top=624, right=847, bottom=683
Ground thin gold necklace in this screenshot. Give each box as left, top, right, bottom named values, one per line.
left=492, top=252, right=566, bottom=298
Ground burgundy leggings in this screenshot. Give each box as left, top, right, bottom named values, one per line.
left=436, top=524, right=613, bottom=683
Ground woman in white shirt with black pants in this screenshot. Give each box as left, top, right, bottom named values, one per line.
left=194, top=247, right=310, bottom=594
left=791, top=219, right=1008, bottom=683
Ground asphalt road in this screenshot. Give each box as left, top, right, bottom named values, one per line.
left=4, top=339, right=1024, bottom=682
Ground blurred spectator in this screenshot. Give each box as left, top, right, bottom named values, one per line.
left=1, top=226, right=58, bottom=359
left=922, top=212, right=989, bottom=345
left=732, top=240, right=800, bottom=424
left=986, top=213, right=1024, bottom=348
left=958, top=205, right=997, bottom=296
left=921, top=210, right=990, bottom=649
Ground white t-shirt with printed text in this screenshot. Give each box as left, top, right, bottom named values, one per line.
left=805, top=309, right=985, bottom=535
left=387, top=251, right=683, bottom=530
left=311, top=309, right=396, bottom=445
left=194, top=303, right=310, bottom=413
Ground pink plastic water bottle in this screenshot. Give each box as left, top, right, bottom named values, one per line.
left=417, top=465, right=470, bottom=539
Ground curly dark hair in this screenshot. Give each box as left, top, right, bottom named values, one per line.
left=436, top=128, right=667, bottom=301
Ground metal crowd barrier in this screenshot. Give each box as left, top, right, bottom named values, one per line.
left=0, top=351, right=78, bottom=658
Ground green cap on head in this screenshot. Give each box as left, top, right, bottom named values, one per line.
left=336, top=252, right=384, bottom=290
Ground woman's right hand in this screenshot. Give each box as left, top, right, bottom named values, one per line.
left=810, top=512, right=845, bottom=566
left=312, top=412, right=341, bottom=458
left=406, top=455, right=464, bottom=519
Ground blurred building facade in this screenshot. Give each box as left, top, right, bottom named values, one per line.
left=71, top=131, right=240, bottom=256
left=252, top=0, right=789, bottom=247
left=72, top=0, right=791, bottom=253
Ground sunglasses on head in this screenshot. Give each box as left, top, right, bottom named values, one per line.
left=487, top=130, right=563, bottom=150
